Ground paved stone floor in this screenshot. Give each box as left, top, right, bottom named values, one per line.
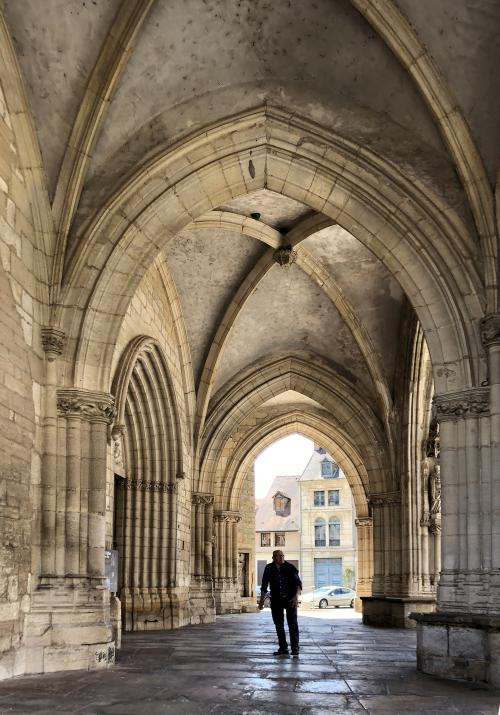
left=0, top=609, right=498, bottom=714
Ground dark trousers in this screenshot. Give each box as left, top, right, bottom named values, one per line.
left=270, top=596, right=299, bottom=651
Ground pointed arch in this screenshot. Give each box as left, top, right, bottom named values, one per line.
left=112, top=335, right=184, bottom=480
left=206, top=408, right=371, bottom=520
left=350, top=0, right=497, bottom=311
left=57, top=107, right=484, bottom=403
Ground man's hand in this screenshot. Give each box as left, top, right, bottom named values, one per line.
left=290, top=592, right=300, bottom=608
left=258, top=598, right=265, bottom=610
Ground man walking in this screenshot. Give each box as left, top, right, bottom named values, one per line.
left=258, top=549, right=302, bottom=656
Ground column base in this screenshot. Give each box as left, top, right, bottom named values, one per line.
left=188, top=578, right=216, bottom=624
left=411, top=611, right=500, bottom=688
left=362, top=596, right=436, bottom=628
left=121, top=587, right=193, bottom=631
left=213, top=577, right=241, bottom=614
left=6, top=576, right=115, bottom=679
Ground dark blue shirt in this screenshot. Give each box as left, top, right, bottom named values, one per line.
left=261, top=561, right=302, bottom=599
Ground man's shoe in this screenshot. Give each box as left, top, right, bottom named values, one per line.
left=291, top=649, right=299, bottom=656
left=273, top=648, right=289, bottom=656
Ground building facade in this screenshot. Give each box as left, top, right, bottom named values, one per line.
left=299, top=448, right=356, bottom=595
left=255, top=447, right=357, bottom=598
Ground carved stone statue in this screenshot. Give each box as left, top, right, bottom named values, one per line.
left=429, top=464, right=441, bottom=515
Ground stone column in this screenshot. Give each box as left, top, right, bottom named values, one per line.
left=354, top=516, right=373, bottom=608
left=413, top=367, right=500, bottom=687
left=23, top=385, right=116, bottom=675
left=188, top=494, right=215, bottom=625
left=120, top=479, right=178, bottom=631
left=38, top=327, right=65, bottom=577
left=363, top=489, right=436, bottom=628
left=213, top=511, right=241, bottom=614
left=191, top=494, right=215, bottom=579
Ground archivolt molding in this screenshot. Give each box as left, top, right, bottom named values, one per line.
left=207, top=409, right=372, bottom=519
left=350, top=0, right=497, bottom=310
left=51, top=0, right=155, bottom=292
left=200, top=356, right=392, bottom=506
left=203, top=354, right=388, bottom=459
left=61, top=107, right=483, bottom=395
left=111, top=335, right=185, bottom=479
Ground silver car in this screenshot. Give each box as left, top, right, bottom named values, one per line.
left=301, top=586, right=355, bottom=609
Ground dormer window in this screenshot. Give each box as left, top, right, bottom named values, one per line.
left=273, top=491, right=291, bottom=516
left=321, top=458, right=339, bottom=479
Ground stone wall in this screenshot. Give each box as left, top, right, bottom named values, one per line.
left=0, top=77, right=46, bottom=678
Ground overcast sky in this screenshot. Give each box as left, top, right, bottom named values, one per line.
left=254, top=433, right=314, bottom=498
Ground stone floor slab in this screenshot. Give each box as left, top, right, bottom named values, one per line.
left=0, top=611, right=497, bottom=714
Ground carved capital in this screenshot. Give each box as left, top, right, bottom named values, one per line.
left=355, top=516, right=373, bottom=528
left=214, top=511, right=241, bottom=523
left=57, top=389, right=115, bottom=423
left=192, top=493, right=214, bottom=506
left=433, top=387, right=489, bottom=421
left=369, top=491, right=401, bottom=507
left=111, top=422, right=126, bottom=439
left=480, top=314, right=500, bottom=349
left=126, top=479, right=177, bottom=493
left=41, top=327, right=65, bottom=357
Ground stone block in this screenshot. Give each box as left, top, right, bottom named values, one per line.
left=449, top=626, right=484, bottom=658
left=51, top=624, right=111, bottom=646
left=91, top=644, right=115, bottom=669
left=488, top=662, right=500, bottom=688
left=421, top=624, right=448, bottom=656
left=44, top=645, right=89, bottom=673
left=14, top=645, right=43, bottom=675
left=488, top=631, right=500, bottom=662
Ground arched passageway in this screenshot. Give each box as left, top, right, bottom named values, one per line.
left=0, top=0, right=498, bottom=691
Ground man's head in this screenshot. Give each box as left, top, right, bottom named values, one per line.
left=272, top=550, right=285, bottom=566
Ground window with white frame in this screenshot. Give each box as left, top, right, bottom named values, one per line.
left=314, top=517, right=326, bottom=546
left=314, top=490, right=325, bottom=506
left=328, top=489, right=340, bottom=506
left=329, top=517, right=340, bottom=546
left=275, top=532, right=285, bottom=546
left=261, top=532, right=271, bottom=547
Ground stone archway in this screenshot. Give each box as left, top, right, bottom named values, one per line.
left=58, top=108, right=483, bottom=399
left=110, top=336, right=186, bottom=633
left=37, top=108, right=498, bottom=683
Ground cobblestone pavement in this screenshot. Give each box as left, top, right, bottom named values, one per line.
left=0, top=610, right=498, bottom=714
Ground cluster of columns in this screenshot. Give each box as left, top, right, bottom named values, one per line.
left=414, top=314, right=500, bottom=687
left=190, top=494, right=214, bottom=579
left=213, top=511, right=241, bottom=613
left=22, top=328, right=116, bottom=673
left=118, top=478, right=178, bottom=631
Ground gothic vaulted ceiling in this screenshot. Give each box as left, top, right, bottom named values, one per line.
left=2, top=0, right=498, bottom=425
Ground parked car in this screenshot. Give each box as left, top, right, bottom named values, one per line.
left=300, top=586, right=355, bottom=609
left=256, top=585, right=271, bottom=608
